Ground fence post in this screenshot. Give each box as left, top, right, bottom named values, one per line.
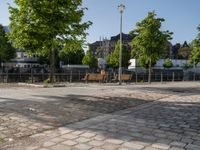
left=143, top=73, right=144, bottom=82
left=70, top=70, right=72, bottom=83
left=78, top=71, right=80, bottom=81
left=161, top=72, right=163, bottom=83
left=86, top=70, right=88, bottom=84
left=19, top=68, right=21, bottom=82
left=6, top=69, right=8, bottom=83
left=178, top=72, right=180, bottom=81
left=193, top=72, right=195, bottom=81
left=172, top=72, right=174, bottom=82
left=135, top=71, right=138, bottom=84
left=31, top=68, right=33, bottom=83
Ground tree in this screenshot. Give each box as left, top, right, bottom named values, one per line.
left=59, top=47, right=85, bottom=65
left=0, top=25, right=15, bottom=67
left=82, top=48, right=97, bottom=68
left=163, top=58, right=173, bottom=68
left=107, top=41, right=130, bottom=68
left=8, top=0, right=91, bottom=82
left=130, top=11, right=173, bottom=83
left=190, top=25, right=200, bottom=66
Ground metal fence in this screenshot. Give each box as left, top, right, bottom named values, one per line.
left=0, top=68, right=200, bottom=83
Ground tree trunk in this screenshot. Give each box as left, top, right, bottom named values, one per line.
left=50, top=47, right=55, bottom=83
left=148, top=59, right=152, bottom=84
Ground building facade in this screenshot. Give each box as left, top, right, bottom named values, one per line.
left=89, top=33, right=133, bottom=59
left=3, top=50, right=46, bottom=68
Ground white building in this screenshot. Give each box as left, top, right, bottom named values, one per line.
left=128, top=59, right=200, bottom=72
left=3, top=51, right=45, bottom=68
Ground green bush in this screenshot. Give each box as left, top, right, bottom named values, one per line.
left=163, top=58, right=173, bottom=68
left=183, top=63, right=193, bottom=70
left=43, top=78, right=50, bottom=84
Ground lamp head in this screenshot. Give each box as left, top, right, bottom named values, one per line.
left=118, top=4, right=125, bottom=13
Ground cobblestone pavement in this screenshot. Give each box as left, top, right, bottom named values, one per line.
left=0, top=82, right=200, bottom=150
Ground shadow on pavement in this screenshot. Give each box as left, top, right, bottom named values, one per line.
left=0, top=88, right=200, bottom=149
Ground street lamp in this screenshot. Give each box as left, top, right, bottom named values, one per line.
left=118, top=4, right=125, bottom=85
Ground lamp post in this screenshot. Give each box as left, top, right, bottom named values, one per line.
left=118, top=4, right=125, bottom=85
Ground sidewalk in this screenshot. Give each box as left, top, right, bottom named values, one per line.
left=3, top=91, right=200, bottom=150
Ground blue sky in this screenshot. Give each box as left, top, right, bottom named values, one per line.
left=1, top=0, right=200, bottom=45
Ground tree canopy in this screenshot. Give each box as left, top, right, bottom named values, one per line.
left=8, top=0, right=91, bottom=82
left=0, top=25, right=15, bottom=65
left=190, top=25, right=200, bottom=66
left=163, top=58, right=173, bottom=68
left=82, top=48, right=97, bottom=68
left=130, top=11, right=173, bottom=83
left=107, top=41, right=130, bottom=68
left=59, top=46, right=85, bottom=65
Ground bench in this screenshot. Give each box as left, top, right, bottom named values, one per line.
left=83, top=73, right=105, bottom=83
left=112, top=74, right=132, bottom=82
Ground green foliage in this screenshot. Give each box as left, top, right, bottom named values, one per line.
left=163, top=58, right=173, bottom=68
left=43, top=78, right=50, bottom=84
left=59, top=42, right=85, bottom=64
left=8, top=0, right=92, bottom=82
left=183, top=62, right=193, bottom=70
left=0, top=24, right=16, bottom=64
left=82, top=48, right=97, bottom=68
left=107, top=41, right=130, bottom=68
left=130, top=11, right=173, bottom=82
left=190, top=25, right=200, bottom=66
left=8, top=0, right=91, bottom=53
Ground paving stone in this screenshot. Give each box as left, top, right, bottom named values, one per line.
left=122, top=142, right=145, bottom=150
left=60, top=134, right=78, bottom=140
left=105, top=139, right=124, bottom=145
left=93, top=135, right=106, bottom=141
left=152, top=143, right=171, bottom=149
left=169, top=146, right=185, bottom=150
left=75, top=137, right=91, bottom=143
left=25, top=146, right=40, bottom=150
left=181, top=138, right=193, bottom=144
left=170, top=141, right=186, bottom=148
left=74, top=143, right=93, bottom=150
left=143, top=147, right=161, bottom=150
left=80, top=132, right=96, bottom=138
left=117, top=147, right=133, bottom=150
left=43, top=141, right=57, bottom=147
left=58, top=127, right=73, bottom=135
left=62, top=140, right=78, bottom=146
left=50, top=137, right=66, bottom=143
left=50, top=144, right=71, bottom=150
left=71, top=130, right=84, bottom=135
left=101, top=142, right=120, bottom=150
left=91, top=148, right=104, bottom=150
left=88, top=140, right=105, bottom=146
left=185, top=144, right=200, bottom=150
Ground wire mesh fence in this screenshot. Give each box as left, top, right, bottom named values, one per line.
left=0, top=67, right=199, bottom=83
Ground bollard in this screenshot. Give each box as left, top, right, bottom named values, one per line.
left=70, top=70, right=72, bottom=83
left=172, top=72, right=174, bottom=82
left=161, top=72, right=163, bottom=83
